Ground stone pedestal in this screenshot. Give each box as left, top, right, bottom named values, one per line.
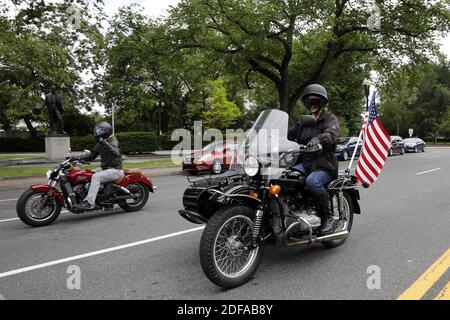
left=45, top=135, right=71, bottom=161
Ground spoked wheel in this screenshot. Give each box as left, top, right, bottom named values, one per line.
left=118, top=182, right=149, bottom=212
left=16, top=189, right=61, bottom=227
left=200, top=205, right=264, bottom=289
left=322, top=191, right=353, bottom=248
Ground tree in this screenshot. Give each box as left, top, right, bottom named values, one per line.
left=380, top=59, right=450, bottom=139
left=169, top=0, right=450, bottom=114
left=0, top=0, right=104, bottom=136
left=202, top=78, right=241, bottom=129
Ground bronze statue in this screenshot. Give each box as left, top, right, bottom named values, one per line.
left=34, top=87, right=67, bottom=135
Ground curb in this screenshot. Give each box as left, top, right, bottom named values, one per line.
left=0, top=166, right=182, bottom=181
left=0, top=166, right=185, bottom=192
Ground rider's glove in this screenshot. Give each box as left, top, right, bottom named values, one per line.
left=98, top=137, right=106, bottom=144
left=307, top=137, right=321, bottom=149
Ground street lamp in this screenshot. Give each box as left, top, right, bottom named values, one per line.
left=363, top=79, right=371, bottom=112
left=112, top=103, right=116, bottom=136
left=157, top=101, right=164, bottom=151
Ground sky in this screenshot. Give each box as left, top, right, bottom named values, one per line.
left=103, top=0, right=181, bottom=18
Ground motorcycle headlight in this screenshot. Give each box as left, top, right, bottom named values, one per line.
left=46, top=170, right=53, bottom=180
left=244, top=156, right=259, bottom=177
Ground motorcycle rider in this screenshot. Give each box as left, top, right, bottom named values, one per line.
left=74, top=121, right=124, bottom=210
left=288, top=84, right=340, bottom=235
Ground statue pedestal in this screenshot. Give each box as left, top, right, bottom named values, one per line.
left=45, top=135, right=71, bottom=161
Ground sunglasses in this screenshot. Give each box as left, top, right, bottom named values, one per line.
left=305, top=97, right=325, bottom=108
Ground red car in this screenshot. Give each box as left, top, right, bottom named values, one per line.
left=183, top=141, right=236, bottom=175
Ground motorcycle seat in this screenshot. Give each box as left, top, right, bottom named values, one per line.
left=123, top=169, right=143, bottom=175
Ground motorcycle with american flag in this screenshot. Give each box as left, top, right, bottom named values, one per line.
left=179, top=109, right=364, bottom=289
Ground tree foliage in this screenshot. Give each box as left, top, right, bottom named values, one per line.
left=169, top=0, right=450, bottom=113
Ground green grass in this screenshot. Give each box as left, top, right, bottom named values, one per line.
left=0, top=154, right=40, bottom=161
left=0, top=159, right=176, bottom=179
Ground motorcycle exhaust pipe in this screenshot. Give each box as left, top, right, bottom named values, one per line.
left=283, top=230, right=349, bottom=247
left=114, top=195, right=139, bottom=201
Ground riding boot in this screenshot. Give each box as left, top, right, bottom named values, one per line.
left=314, top=192, right=335, bottom=236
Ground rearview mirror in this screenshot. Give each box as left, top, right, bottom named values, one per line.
left=300, top=115, right=316, bottom=128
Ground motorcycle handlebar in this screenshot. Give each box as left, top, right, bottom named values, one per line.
left=298, top=144, right=323, bottom=154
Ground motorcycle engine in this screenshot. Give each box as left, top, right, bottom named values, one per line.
left=73, top=184, right=89, bottom=201
left=294, top=209, right=321, bottom=231
left=285, top=207, right=321, bottom=238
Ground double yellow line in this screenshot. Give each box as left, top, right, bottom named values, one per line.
left=398, top=248, right=450, bottom=300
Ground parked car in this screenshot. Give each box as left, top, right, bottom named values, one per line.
left=335, top=136, right=362, bottom=161
left=182, top=141, right=236, bottom=175
left=389, top=136, right=404, bottom=156
left=403, top=137, right=426, bottom=153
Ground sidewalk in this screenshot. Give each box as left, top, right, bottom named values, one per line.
left=0, top=165, right=183, bottom=192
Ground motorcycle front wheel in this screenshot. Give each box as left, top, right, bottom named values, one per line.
left=16, top=189, right=62, bottom=227
left=199, top=205, right=264, bottom=289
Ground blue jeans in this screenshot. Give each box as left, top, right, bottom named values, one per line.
left=292, top=164, right=333, bottom=196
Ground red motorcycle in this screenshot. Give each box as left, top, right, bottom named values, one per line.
left=16, top=153, right=155, bottom=227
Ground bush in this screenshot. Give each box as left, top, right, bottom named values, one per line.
left=72, top=132, right=158, bottom=154
left=115, top=132, right=157, bottom=154
left=0, top=132, right=159, bottom=154
left=70, top=135, right=97, bottom=152
left=0, top=137, right=45, bottom=152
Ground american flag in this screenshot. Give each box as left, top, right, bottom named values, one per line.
left=356, top=91, right=391, bottom=186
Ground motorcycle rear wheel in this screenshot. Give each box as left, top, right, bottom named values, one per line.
left=16, top=189, right=61, bottom=227
left=321, top=191, right=354, bottom=248
left=118, top=182, right=149, bottom=212
left=200, top=205, right=264, bottom=289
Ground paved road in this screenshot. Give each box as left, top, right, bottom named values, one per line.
left=0, top=148, right=449, bottom=300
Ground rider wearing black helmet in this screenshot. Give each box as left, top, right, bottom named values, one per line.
left=74, top=121, right=124, bottom=210
left=288, top=84, right=340, bottom=235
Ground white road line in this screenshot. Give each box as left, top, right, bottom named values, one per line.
left=0, top=198, right=18, bottom=202
left=416, top=168, right=442, bottom=175
left=0, top=226, right=205, bottom=279
left=0, top=211, right=69, bottom=223
left=0, top=218, right=19, bottom=223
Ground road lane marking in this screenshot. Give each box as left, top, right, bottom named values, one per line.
left=416, top=168, right=442, bottom=175
left=0, top=198, right=18, bottom=202
left=0, top=226, right=205, bottom=279
left=0, top=211, right=69, bottom=223
left=397, top=248, right=450, bottom=300
left=434, top=280, right=450, bottom=300
left=0, top=218, right=19, bottom=223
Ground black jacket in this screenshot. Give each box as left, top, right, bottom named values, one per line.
left=288, top=111, right=340, bottom=177
left=81, top=136, right=122, bottom=170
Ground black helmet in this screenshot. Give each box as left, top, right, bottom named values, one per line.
left=300, top=84, right=329, bottom=103
left=94, top=121, right=113, bottom=139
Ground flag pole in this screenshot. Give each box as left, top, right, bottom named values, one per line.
left=345, top=80, right=371, bottom=176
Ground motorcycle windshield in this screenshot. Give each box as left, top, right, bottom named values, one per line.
left=230, top=109, right=300, bottom=179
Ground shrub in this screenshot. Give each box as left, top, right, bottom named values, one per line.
left=0, top=137, right=45, bottom=152
left=0, top=132, right=159, bottom=154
